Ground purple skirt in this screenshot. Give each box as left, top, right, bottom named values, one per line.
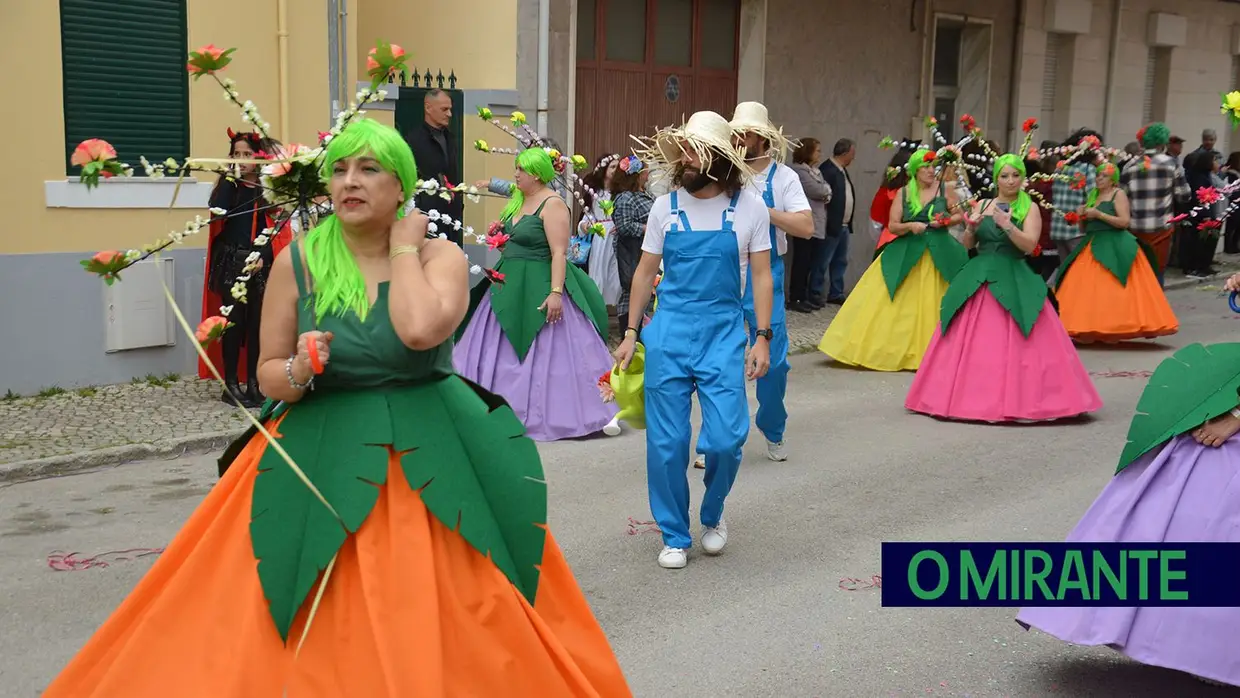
left=453, top=293, right=618, bottom=442
left=1016, top=434, right=1240, bottom=686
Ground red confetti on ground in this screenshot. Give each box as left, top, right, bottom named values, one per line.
left=1089, top=370, right=1153, bottom=379
left=47, top=548, right=164, bottom=571
left=839, top=575, right=882, bottom=591
left=625, top=517, right=661, bottom=536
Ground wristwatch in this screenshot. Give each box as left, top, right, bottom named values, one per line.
left=755, top=328, right=773, bottom=341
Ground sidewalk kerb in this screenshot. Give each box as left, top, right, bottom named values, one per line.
left=0, top=429, right=248, bottom=483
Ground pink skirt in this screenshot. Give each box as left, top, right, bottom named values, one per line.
left=904, top=285, right=1102, bottom=422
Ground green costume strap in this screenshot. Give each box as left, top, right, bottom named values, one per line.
left=1117, top=342, right=1240, bottom=473
left=939, top=216, right=1047, bottom=338
left=455, top=199, right=609, bottom=360
left=879, top=193, right=968, bottom=299
left=231, top=240, right=548, bottom=642
left=1053, top=200, right=1160, bottom=288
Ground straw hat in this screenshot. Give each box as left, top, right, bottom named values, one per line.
left=729, top=101, right=795, bottom=163
left=632, top=110, right=751, bottom=187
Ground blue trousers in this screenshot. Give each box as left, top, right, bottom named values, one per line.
left=812, top=225, right=851, bottom=300
left=644, top=310, right=749, bottom=550
left=742, top=311, right=789, bottom=444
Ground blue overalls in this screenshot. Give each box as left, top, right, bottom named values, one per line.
left=740, top=163, right=790, bottom=444
left=643, top=191, right=750, bottom=550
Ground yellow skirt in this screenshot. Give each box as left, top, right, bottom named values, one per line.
left=818, top=250, right=948, bottom=371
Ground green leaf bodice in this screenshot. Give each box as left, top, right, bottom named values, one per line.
left=939, top=215, right=1048, bottom=338
left=223, top=243, right=549, bottom=642
left=457, top=200, right=609, bottom=361
left=1054, top=199, right=1161, bottom=288
left=877, top=191, right=968, bottom=299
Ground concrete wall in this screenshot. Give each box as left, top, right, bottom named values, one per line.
left=1015, top=0, right=1240, bottom=150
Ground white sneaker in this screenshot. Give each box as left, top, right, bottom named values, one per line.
left=603, top=416, right=622, bottom=436
left=702, top=521, right=727, bottom=555
left=693, top=453, right=706, bottom=469
left=767, top=439, right=788, bottom=462
left=658, top=546, right=687, bottom=569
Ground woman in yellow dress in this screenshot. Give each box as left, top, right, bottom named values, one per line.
left=818, top=148, right=968, bottom=370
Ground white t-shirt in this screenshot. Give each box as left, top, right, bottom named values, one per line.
left=746, top=162, right=811, bottom=256
left=642, top=188, right=772, bottom=293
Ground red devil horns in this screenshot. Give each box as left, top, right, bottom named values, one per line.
left=227, top=127, right=238, bottom=139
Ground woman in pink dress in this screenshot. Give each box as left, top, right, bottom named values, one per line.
left=904, top=154, right=1102, bottom=422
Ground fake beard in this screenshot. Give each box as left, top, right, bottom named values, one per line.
left=679, top=156, right=737, bottom=193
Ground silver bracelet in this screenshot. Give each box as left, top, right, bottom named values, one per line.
left=285, top=356, right=313, bottom=391
left=1230, top=407, right=1240, bottom=420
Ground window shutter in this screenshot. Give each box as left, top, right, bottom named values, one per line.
left=1042, top=34, right=1059, bottom=136
left=60, top=0, right=190, bottom=176
left=1142, top=49, right=1156, bottom=124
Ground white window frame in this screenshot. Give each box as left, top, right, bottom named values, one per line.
left=929, top=13, right=995, bottom=131
left=44, top=178, right=213, bottom=209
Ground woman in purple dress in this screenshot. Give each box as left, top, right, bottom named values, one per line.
left=453, top=146, right=619, bottom=441
left=1016, top=304, right=1240, bottom=686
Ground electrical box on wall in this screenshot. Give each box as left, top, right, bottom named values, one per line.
left=1045, top=0, right=1093, bottom=35
left=102, top=258, right=177, bottom=353
left=1148, top=13, right=1187, bottom=48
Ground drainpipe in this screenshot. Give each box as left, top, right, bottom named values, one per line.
left=1007, top=0, right=1024, bottom=150
left=918, top=0, right=933, bottom=124
left=327, top=0, right=339, bottom=122
left=537, top=0, right=551, bottom=136
left=1102, top=0, right=1123, bottom=140
left=277, top=0, right=291, bottom=141
left=339, top=0, right=348, bottom=112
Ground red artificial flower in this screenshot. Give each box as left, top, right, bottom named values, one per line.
left=1198, top=219, right=1223, bottom=232
left=598, top=372, right=612, bottom=387
left=1167, top=213, right=1189, bottom=224
left=485, top=232, right=510, bottom=250
left=1197, top=186, right=1221, bottom=206
left=1070, top=173, right=1088, bottom=191
left=923, top=150, right=937, bottom=163
left=1022, top=118, right=1038, bottom=133
left=959, top=114, right=977, bottom=132
left=1031, top=243, right=1043, bottom=257
left=484, top=268, right=505, bottom=284
left=1027, top=147, right=1040, bottom=160
left=934, top=213, right=953, bottom=227
left=1081, top=134, right=1102, bottom=149
left=1136, top=126, right=1148, bottom=143
left=1063, top=212, right=1081, bottom=225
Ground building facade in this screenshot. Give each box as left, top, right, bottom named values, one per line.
left=0, top=0, right=522, bottom=395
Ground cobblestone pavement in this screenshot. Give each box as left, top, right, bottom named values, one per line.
left=0, top=379, right=252, bottom=468
left=3, top=256, right=1233, bottom=471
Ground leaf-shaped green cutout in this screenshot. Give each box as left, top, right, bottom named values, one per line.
left=879, top=235, right=927, bottom=300
left=250, top=393, right=392, bottom=642
left=1087, top=232, right=1139, bottom=286
left=926, top=233, right=969, bottom=283
left=939, top=258, right=989, bottom=335
left=981, top=256, right=1047, bottom=337
left=391, top=377, right=548, bottom=604
left=1116, top=342, right=1240, bottom=473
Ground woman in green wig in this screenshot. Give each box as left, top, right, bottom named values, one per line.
left=44, top=118, right=633, bottom=697
left=818, top=146, right=968, bottom=371
left=904, top=152, right=1102, bottom=423
left=453, top=146, right=620, bottom=441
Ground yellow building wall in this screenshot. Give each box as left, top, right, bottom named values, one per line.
left=0, top=0, right=521, bottom=256
left=1, top=1, right=328, bottom=256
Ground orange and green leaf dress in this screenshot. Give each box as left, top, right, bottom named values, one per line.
left=42, top=244, right=633, bottom=698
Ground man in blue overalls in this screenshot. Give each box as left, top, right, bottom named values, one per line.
left=616, top=111, right=775, bottom=569
left=725, top=102, right=813, bottom=463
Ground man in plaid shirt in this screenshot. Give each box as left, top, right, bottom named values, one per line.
left=1049, top=129, right=1099, bottom=282
left=1120, top=122, right=1191, bottom=287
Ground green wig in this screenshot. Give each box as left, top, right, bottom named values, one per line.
left=500, top=148, right=559, bottom=222
left=1140, top=122, right=1170, bottom=149
left=303, top=118, right=418, bottom=323
left=905, top=149, right=938, bottom=217
left=1085, top=161, right=1120, bottom=209
left=992, top=154, right=1033, bottom=224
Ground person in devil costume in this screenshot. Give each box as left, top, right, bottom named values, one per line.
left=199, top=128, right=292, bottom=407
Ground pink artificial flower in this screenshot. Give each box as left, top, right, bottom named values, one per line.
left=195, top=316, right=229, bottom=346
left=187, top=44, right=229, bottom=76
left=1197, top=186, right=1221, bottom=206
left=92, top=250, right=123, bottom=266
left=264, top=144, right=302, bottom=178
left=365, top=56, right=381, bottom=74
left=71, top=139, right=117, bottom=167
left=486, top=232, right=510, bottom=250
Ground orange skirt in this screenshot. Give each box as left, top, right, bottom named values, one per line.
left=1056, top=241, right=1178, bottom=342
left=43, top=431, right=632, bottom=697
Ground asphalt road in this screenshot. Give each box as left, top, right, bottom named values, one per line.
left=3, top=284, right=1239, bottom=697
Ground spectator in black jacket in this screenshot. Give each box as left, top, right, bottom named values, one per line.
left=405, top=89, right=464, bottom=244
left=815, top=138, right=856, bottom=304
